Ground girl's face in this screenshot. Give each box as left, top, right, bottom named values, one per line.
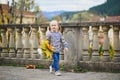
left=50, top=22, right=59, bottom=32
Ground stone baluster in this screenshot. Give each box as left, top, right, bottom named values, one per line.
left=0, top=28, right=8, bottom=57
left=91, top=26, right=99, bottom=62
left=38, top=27, right=41, bottom=45
left=23, top=27, right=31, bottom=59
left=112, top=26, right=120, bottom=62
left=16, top=28, right=23, bottom=58
left=102, top=26, right=110, bottom=61
left=82, top=26, right=89, bottom=61
left=31, top=27, right=39, bottom=59
left=40, top=27, right=47, bottom=40
left=39, top=27, right=47, bottom=59
left=8, top=28, right=15, bottom=57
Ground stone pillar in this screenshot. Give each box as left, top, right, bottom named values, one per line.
left=82, top=26, right=89, bottom=61
left=0, top=28, right=8, bottom=57
left=23, top=27, right=31, bottom=59
left=63, top=27, right=78, bottom=68
left=40, top=27, right=47, bottom=40
left=8, top=28, right=15, bottom=57
left=16, top=28, right=23, bottom=58
left=102, top=26, right=110, bottom=61
left=60, top=27, right=64, bottom=60
left=91, top=26, right=99, bottom=62
left=112, top=26, right=120, bottom=62
left=31, top=27, right=39, bottom=59
left=88, top=26, right=93, bottom=61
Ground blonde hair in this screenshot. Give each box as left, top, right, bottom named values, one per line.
left=49, top=20, right=58, bottom=26
left=48, top=20, right=62, bottom=32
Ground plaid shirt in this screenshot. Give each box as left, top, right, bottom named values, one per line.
left=46, top=31, right=68, bottom=52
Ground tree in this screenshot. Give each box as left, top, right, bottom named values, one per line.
left=53, top=15, right=61, bottom=22
left=34, top=6, right=40, bottom=14
left=36, top=11, right=48, bottom=24
left=16, top=0, right=40, bottom=13
left=16, top=0, right=41, bottom=24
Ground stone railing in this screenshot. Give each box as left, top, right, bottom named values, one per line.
left=0, top=22, right=120, bottom=71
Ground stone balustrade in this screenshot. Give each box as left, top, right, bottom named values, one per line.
left=0, top=22, right=120, bottom=70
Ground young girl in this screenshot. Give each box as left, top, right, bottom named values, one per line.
left=46, top=20, right=68, bottom=76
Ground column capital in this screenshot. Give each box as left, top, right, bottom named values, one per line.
left=102, top=26, right=109, bottom=32
left=1, top=28, right=7, bottom=33
left=16, top=28, right=22, bottom=33
left=40, top=27, right=47, bottom=33
left=82, top=26, right=89, bottom=35
left=24, top=27, right=30, bottom=33
left=7, top=27, right=14, bottom=32
left=92, top=26, right=99, bottom=31
left=32, top=27, right=38, bottom=32
left=113, top=26, right=119, bottom=31
left=82, top=26, right=89, bottom=31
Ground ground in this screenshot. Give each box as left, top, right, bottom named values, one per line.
left=0, top=66, right=120, bottom=80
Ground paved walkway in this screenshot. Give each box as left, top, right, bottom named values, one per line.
left=0, top=66, right=120, bottom=80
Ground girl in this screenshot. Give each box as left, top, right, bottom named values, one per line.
left=46, top=20, right=68, bottom=76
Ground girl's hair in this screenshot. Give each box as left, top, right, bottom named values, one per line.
left=48, top=20, right=62, bottom=32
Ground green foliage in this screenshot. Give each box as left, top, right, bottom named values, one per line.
left=88, top=47, right=92, bottom=60
left=98, top=45, right=104, bottom=59
left=72, top=66, right=88, bottom=72
left=59, top=11, right=80, bottom=21
left=53, top=15, right=61, bottom=22
left=60, top=64, right=65, bottom=71
left=73, top=66, right=81, bottom=72
left=109, top=44, right=114, bottom=60
left=36, top=65, right=44, bottom=69
left=16, top=0, right=40, bottom=13
left=0, top=64, right=23, bottom=67
left=36, top=11, right=48, bottom=24
left=59, top=65, right=88, bottom=72
left=70, top=11, right=100, bottom=22
left=0, top=64, right=45, bottom=69
left=89, top=0, right=120, bottom=16
left=88, top=47, right=92, bottom=53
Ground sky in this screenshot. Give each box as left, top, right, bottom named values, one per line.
left=0, top=0, right=107, bottom=11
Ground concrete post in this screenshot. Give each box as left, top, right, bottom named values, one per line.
left=40, top=27, right=47, bottom=40
left=8, top=28, right=15, bottom=57
left=102, top=26, right=110, bottom=61
left=82, top=26, right=89, bottom=61
left=23, top=27, right=31, bottom=59
left=16, top=28, right=23, bottom=58
left=31, top=27, right=39, bottom=59
left=0, top=28, right=8, bottom=57
left=112, top=26, right=120, bottom=62
left=92, top=26, right=99, bottom=62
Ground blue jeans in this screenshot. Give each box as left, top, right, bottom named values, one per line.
left=51, top=52, right=60, bottom=72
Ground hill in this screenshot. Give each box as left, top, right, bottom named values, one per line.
left=42, top=11, right=64, bottom=19
left=68, top=11, right=101, bottom=22
left=59, top=11, right=80, bottom=20
left=89, top=0, right=120, bottom=16
left=38, top=10, right=80, bottom=21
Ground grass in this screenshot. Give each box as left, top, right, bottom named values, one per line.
left=59, top=64, right=88, bottom=73
left=0, top=64, right=45, bottom=69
